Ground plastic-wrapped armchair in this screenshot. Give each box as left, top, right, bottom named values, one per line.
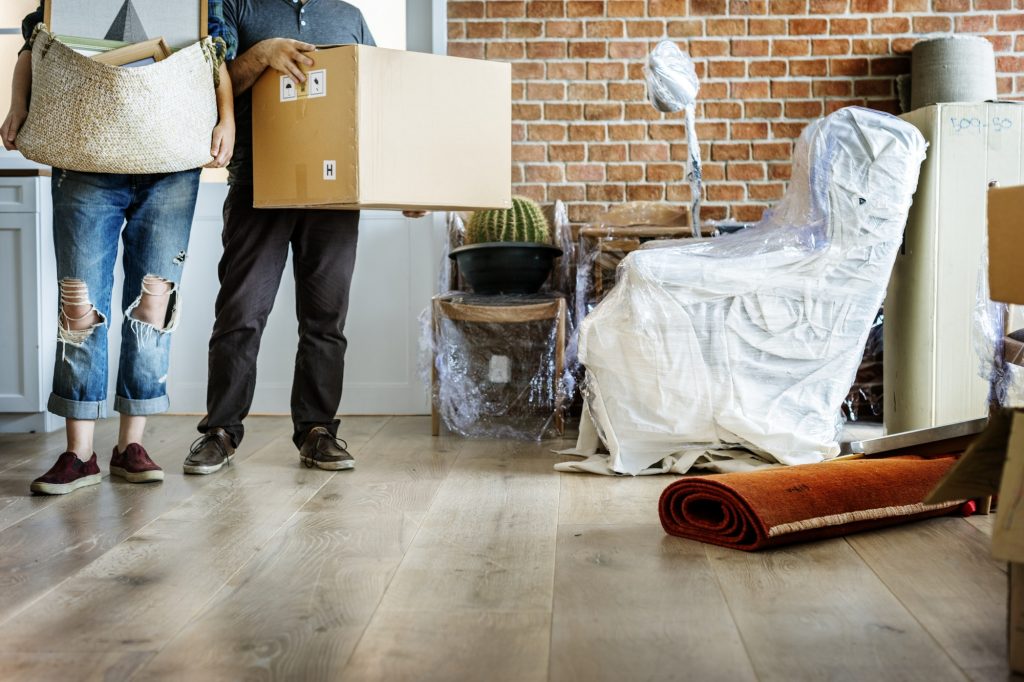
left=575, top=107, right=928, bottom=475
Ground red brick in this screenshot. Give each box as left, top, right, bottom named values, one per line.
left=527, top=82, right=566, bottom=100
left=630, top=143, right=670, bottom=161
left=912, top=16, right=952, bottom=33
left=628, top=62, right=649, bottom=79
left=769, top=0, right=807, bottom=12
left=585, top=103, right=623, bottom=120
left=607, top=0, right=644, bottom=15
left=701, top=82, right=729, bottom=98
left=667, top=20, right=704, bottom=37
left=607, top=164, right=645, bottom=181
left=955, top=14, right=994, bottom=32
left=628, top=21, right=667, bottom=37
left=708, top=19, right=746, bottom=35
left=588, top=183, right=626, bottom=201
left=528, top=124, right=566, bottom=141
left=812, top=79, right=852, bottom=96
left=548, top=184, right=586, bottom=202
left=487, top=41, right=526, bottom=59
left=975, top=0, right=1010, bottom=7
left=698, top=161, right=725, bottom=180
left=853, top=38, right=890, bottom=55
left=625, top=103, right=665, bottom=120
left=749, top=60, right=787, bottom=76
left=649, top=122, right=686, bottom=139
left=609, top=123, right=647, bottom=139
left=871, top=57, right=910, bottom=75
left=809, top=0, right=849, bottom=11
left=513, top=143, right=546, bottom=161
left=626, top=184, right=665, bottom=201
left=511, top=123, right=526, bottom=141
left=448, top=21, right=465, bottom=39
left=732, top=81, right=770, bottom=98
left=547, top=144, right=585, bottom=161
left=752, top=141, right=791, bottom=159
left=745, top=101, right=783, bottom=117
left=749, top=183, right=785, bottom=200
left=813, top=39, right=851, bottom=55
left=568, top=82, right=607, bottom=99
left=566, top=163, right=605, bottom=181
left=448, top=42, right=484, bottom=59
left=872, top=17, right=909, bottom=33
left=568, top=203, right=604, bottom=223
left=732, top=39, right=771, bottom=56
left=528, top=1, right=566, bottom=17
left=588, top=62, right=626, bottom=79
left=650, top=0, right=687, bottom=14
left=734, top=204, right=769, bottom=222
left=985, top=34, right=1013, bottom=51
left=515, top=184, right=545, bottom=201
left=525, top=164, right=564, bottom=182
left=997, top=55, right=1024, bottom=71
left=772, top=80, right=810, bottom=97
left=731, top=122, right=770, bottom=139
left=830, top=18, right=868, bottom=34
left=710, top=60, right=747, bottom=77
left=587, top=20, right=624, bottom=36
left=545, top=103, right=583, bottom=119
left=851, top=0, right=888, bottom=10
left=712, top=143, right=751, bottom=161
left=825, top=98, right=866, bottom=114
left=789, top=18, right=827, bottom=35
left=511, top=61, right=545, bottom=79
left=700, top=205, right=729, bottom=221
left=570, top=41, right=608, bottom=58
left=791, top=58, right=828, bottom=76
left=998, top=13, right=1024, bottom=30
left=647, top=163, right=686, bottom=181
left=731, top=0, right=769, bottom=14
left=830, top=58, right=869, bottom=76
left=998, top=76, right=1014, bottom=94
left=450, top=2, right=485, bottom=18
left=570, top=124, right=606, bottom=141
left=549, top=61, right=587, bottom=79
left=708, top=184, right=745, bottom=201
left=785, top=100, right=823, bottom=118
left=508, top=21, right=544, bottom=37
left=727, top=162, right=766, bottom=180
left=750, top=18, right=787, bottom=35
left=893, top=0, right=926, bottom=9
left=892, top=38, right=918, bottom=54
left=589, top=143, right=627, bottom=160
left=695, top=121, right=728, bottom=138
left=773, top=39, right=811, bottom=57
left=690, top=39, right=730, bottom=56
left=768, top=160, right=794, bottom=179
left=526, top=41, right=566, bottom=58
left=546, top=20, right=584, bottom=37
left=607, top=83, right=644, bottom=100
left=609, top=41, right=648, bottom=58
left=468, top=21, right=505, bottom=38
left=933, top=0, right=968, bottom=9
left=488, top=2, right=527, bottom=17
left=567, top=1, right=607, bottom=16
left=854, top=79, right=893, bottom=96
left=690, top=0, right=728, bottom=14
left=513, top=103, right=542, bottom=120
left=666, top=184, right=693, bottom=201
left=704, top=102, right=744, bottom=118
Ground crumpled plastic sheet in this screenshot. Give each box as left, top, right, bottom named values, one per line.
left=974, top=251, right=1024, bottom=409
left=569, top=107, right=928, bottom=475
left=842, top=307, right=885, bottom=422
left=644, top=39, right=699, bottom=114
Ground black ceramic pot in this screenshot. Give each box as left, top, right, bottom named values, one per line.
left=449, top=242, right=563, bottom=295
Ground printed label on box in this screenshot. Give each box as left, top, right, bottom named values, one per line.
left=324, top=160, right=337, bottom=181
left=280, top=75, right=298, bottom=101
left=307, top=69, right=327, bottom=98
left=489, top=355, right=511, bottom=383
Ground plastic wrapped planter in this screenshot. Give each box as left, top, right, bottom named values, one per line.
left=567, top=107, right=928, bottom=475
left=430, top=292, right=569, bottom=440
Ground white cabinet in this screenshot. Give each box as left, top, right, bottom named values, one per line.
left=0, top=172, right=58, bottom=432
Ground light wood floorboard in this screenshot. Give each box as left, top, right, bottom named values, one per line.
left=0, top=416, right=1010, bottom=681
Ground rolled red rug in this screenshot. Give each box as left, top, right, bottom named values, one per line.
left=659, top=456, right=966, bottom=551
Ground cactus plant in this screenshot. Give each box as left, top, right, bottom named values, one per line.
left=466, top=196, right=551, bottom=245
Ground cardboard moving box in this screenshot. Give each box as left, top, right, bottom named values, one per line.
left=252, top=45, right=511, bottom=212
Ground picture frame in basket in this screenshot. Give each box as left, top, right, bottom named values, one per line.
left=44, top=0, right=208, bottom=51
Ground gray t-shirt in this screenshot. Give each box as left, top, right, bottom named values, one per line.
left=222, top=0, right=375, bottom=186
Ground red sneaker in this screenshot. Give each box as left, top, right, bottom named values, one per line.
left=30, top=452, right=102, bottom=495
left=110, top=444, right=165, bottom=483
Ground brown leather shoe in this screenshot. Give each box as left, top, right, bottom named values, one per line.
left=299, top=426, right=354, bottom=471
left=183, top=428, right=235, bottom=475
left=110, top=443, right=164, bottom=483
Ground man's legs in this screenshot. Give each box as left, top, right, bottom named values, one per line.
left=198, top=184, right=293, bottom=448
left=289, top=208, right=360, bottom=448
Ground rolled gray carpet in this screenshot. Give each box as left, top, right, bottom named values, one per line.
left=910, top=36, right=996, bottom=110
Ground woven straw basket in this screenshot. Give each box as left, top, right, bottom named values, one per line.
left=17, top=26, right=219, bottom=174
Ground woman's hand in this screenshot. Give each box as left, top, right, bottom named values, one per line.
left=205, top=119, right=236, bottom=168
left=1, top=107, right=27, bottom=151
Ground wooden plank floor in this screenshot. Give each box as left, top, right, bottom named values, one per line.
left=0, top=416, right=1008, bottom=681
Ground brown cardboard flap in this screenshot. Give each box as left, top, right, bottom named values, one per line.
left=989, top=185, right=1024, bottom=305
left=924, top=410, right=1010, bottom=504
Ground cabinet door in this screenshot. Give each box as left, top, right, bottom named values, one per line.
left=0, top=211, right=42, bottom=411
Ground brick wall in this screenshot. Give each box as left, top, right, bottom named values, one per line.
left=447, top=0, right=1024, bottom=223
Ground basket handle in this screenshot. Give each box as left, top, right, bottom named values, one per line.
left=29, top=24, right=56, bottom=62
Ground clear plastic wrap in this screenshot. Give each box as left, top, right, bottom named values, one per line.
left=973, top=250, right=1024, bottom=409
left=842, top=307, right=885, bottom=422
left=569, top=107, right=928, bottom=475
left=644, top=40, right=699, bottom=115
left=430, top=292, right=569, bottom=440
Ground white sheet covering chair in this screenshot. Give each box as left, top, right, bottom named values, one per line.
left=572, top=107, right=928, bottom=475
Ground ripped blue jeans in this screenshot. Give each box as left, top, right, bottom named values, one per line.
left=49, top=168, right=201, bottom=420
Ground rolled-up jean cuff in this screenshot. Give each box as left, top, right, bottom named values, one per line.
left=48, top=393, right=107, bottom=420
left=115, top=395, right=170, bottom=416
